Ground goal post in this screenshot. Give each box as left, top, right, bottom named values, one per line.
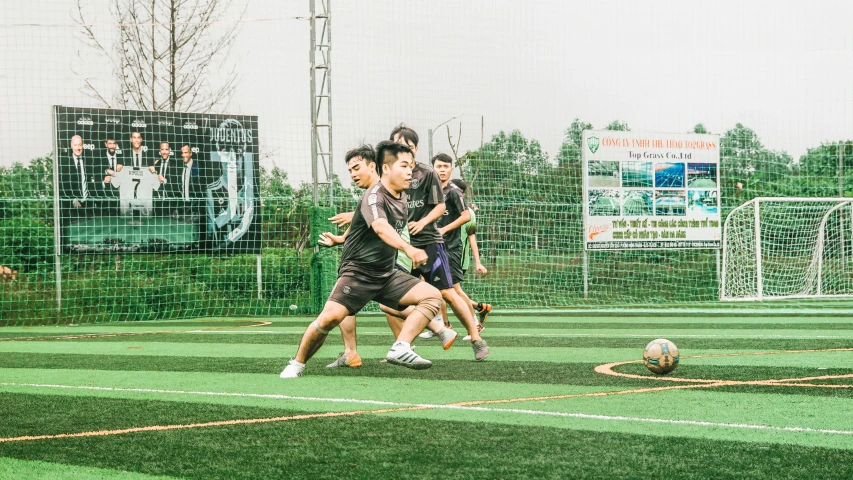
left=721, top=197, right=853, bottom=301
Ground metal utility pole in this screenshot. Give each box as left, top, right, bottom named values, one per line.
left=310, top=0, right=333, bottom=207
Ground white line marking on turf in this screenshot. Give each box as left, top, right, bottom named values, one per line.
left=3, top=382, right=853, bottom=437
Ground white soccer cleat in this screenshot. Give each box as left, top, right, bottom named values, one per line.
left=280, top=359, right=305, bottom=378
left=385, top=346, right=432, bottom=370
left=418, top=330, right=436, bottom=339
left=437, top=328, right=458, bottom=350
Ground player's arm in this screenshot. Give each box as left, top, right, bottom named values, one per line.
left=329, top=211, right=354, bottom=227
left=319, top=227, right=350, bottom=247
left=372, top=218, right=427, bottom=268
left=468, top=228, right=487, bottom=276
left=438, top=208, right=470, bottom=236
left=409, top=171, right=446, bottom=235
left=409, top=203, right=445, bottom=236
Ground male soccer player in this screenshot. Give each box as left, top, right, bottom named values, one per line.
left=449, top=179, right=492, bottom=340
left=389, top=125, right=488, bottom=361
left=280, top=141, right=443, bottom=378
left=325, top=144, right=380, bottom=369
left=327, top=147, right=458, bottom=369
left=454, top=184, right=491, bottom=323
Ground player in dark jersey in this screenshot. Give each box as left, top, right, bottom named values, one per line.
left=281, top=142, right=443, bottom=378
left=326, top=145, right=381, bottom=369
left=389, top=125, right=488, bottom=361
left=435, top=161, right=493, bottom=341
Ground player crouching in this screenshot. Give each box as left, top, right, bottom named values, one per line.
left=281, top=142, right=443, bottom=378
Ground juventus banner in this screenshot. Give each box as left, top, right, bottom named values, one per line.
left=53, top=106, right=261, bottom=254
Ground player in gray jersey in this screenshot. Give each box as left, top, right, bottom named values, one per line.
left=281, top=142, right=444, bottom=378
left=388, top=125, right=489, bottom=361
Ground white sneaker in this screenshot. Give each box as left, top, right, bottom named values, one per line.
left=280, top=359, right=305, bottom=378
left=386, top=346, right=432, bottom=370
left=418, top=330, right=436, bottom=339
left=437, top=328, right=458, bottom=350
left=463, top=334, right=471, bottom=341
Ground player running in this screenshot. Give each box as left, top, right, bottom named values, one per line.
left=280, top=141, right=442, bottom=378
left=388, top=125, right=488, bottom=361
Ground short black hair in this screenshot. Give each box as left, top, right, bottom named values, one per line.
left=431, top=153, right=453, bottom=167
left=389, top=124, right=419, bottom=147
left=450, top=178, right=468, bottom=193
left=375, top=140, right=413, bottom=177
left=344, top=144, right=376, bottom=167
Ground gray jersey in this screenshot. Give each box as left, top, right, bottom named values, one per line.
left=406, top=162, right=444, bottom=247
left=340, top=182, right=408, bottom=276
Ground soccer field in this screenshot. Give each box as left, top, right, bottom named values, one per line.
left=2, top=313, right=853, bottom=479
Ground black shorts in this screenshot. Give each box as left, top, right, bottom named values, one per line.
left=410, top=242, right=454, bottom=291
left=328, top=269, right=422, bottom=315
left=447, top=249, right=464, bottom=285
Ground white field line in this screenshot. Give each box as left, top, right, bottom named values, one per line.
left=2, top=382, right=853, bottom=437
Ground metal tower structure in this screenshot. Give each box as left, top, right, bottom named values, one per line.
left=309, top=0, right=333, bottom=207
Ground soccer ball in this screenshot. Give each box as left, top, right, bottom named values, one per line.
left=643, top=338, right=679, bottom=374
left=289, top=304, right=298, bottom=311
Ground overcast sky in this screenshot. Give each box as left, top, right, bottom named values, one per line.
left=2, top=0, right=852, bottom=185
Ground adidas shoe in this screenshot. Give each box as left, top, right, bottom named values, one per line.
left=418, top=330, right=437, bottom=339
left=437, top=327, right=458, bottom=350
left=385, top=346, right=432, bottom=370
left=280, top=359, right=306, bottom=378
left=326, top=352, right=363, bottom=368
left=476, top=303, right=492, bottom=325
left=472, top=339, right=489, bottom=361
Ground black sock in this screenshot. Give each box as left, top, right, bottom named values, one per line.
left=475, top=302, right=483, bottom=311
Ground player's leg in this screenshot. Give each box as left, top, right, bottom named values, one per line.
left=280, top=300, right=350, bottom=378
left=377, top=273, right=443, bottom=369
left=326, top=315, right=363, bottom=368
left=282, top=277, right=373, bottom=378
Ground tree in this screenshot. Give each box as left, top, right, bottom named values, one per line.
left=604, top=120, right=630, bottom=131
left=75, top=0, right=245, bottom=112
left=555, top=118, right=593, bottom=168
left=692, top=123, right=709, bottom=134
left=718, top=123, right=796, bottom=206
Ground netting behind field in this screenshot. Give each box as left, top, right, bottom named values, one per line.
left=3, top=1, right=853, bottom=325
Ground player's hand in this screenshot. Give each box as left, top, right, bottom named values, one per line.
left=329, top=211, right=354, bottom=227
left=476, top=263, right=488, bottom=276
left=318, top=232, right=344, bottom=247
left=106, top=169, right=115, bottom=176
left=158, top=175, right=166, bottom=183
left=406, top=246, right=428, bottom=268
left=72, top=200, right=82, bottom=208
left=103, top=176, right=111, bottom=184
left=115, top=164, right=123, bottom=172
left=408, top=220, right=426, bottom=236
left=148, top=166, right=157, bottom=174
left=437, top=226, right=446, bottom=236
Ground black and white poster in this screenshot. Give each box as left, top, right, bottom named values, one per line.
left=54, top=105, right=261, bottom=254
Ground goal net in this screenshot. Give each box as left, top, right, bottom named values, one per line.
left=721, top=198, right=853, bottom=301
